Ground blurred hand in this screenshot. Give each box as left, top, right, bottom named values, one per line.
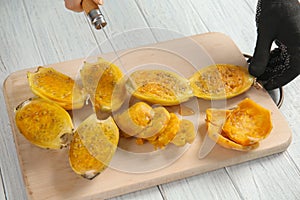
left=65, top=0, right=103, bottom=12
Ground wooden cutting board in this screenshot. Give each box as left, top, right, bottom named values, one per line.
left=3, top=32, right=292, bottom=200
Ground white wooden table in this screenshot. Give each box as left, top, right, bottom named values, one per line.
left=0, top=0, right=299, bottom=199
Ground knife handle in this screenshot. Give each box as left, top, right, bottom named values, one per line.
left=82, top=0, right=98, bottom=14
left=81, top=0, right=107, bottom=29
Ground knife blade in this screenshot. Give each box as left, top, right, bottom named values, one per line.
left=82, top=0, right=126, bottom=71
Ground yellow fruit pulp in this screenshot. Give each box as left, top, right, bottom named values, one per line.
left=207, top=122, right=259, bottom=151
left=126, top=69, right=193, bottom=106
left=80, top=58, right=125, bottom=116
left=205, top=98, right=272, bottom=151
left=147, top=113, right=180, bottom=149
left=15, top=98, right=74, bottom=149
left=171, top=119, right=196, bottom=147
left=115, top=102, right=154, bottom=137
left=115, top=102, right=170, bottom=138
left=223, top=98, right=273, bottom=146
left=27, top=67, right=86, bottom=110
left=69, top=115, right=119, bottom=179
left=189, top=64, right=254, bottom=100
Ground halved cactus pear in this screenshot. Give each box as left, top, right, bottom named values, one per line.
left=80, top=58, right=126, bottom=119
left=223, top=98, right=272, bottom=146
left=15, top=98, right=74, bottom=149
left=27, top=67, right=86, bottom=110
left=69, top=114, right=119, bottom=179
left=189, top=64, right=254, bottom=100
left=126, top=69, right=193, bottom=106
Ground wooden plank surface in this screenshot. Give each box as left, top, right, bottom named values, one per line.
left=187, top=0, right=257, bottom=54
left=99, top=0, right=157, bottom=53
left=23, top=0, right=101, bottom=64
left=0, top=1, right=38, bottom=198
left=1, top=0, right=300, bottom=200
left=0, top=168, right=5, bottom=200
left=3, top=33, right=293, bottom=200
left=135, top=0, right=208, bottom=41
left=157, top=168, right=242, bottom=200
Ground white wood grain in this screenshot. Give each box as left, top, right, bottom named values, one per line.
left=135, top=0, right=208, bottom=41
left=0, top=90, right=27, bottom=200
left=0, top=0, right=42, bottom=73
left=158, top=169, right=241, bottom=200
left=135, top=0, right=257, bottom=54
left=98, top=0, right=157, bottom=53
left=0, top=168, right=6, bottom=200
left=23, top=0, right=103, bottom=64
left=226, top=152, right=300, bottom=199
left=280, top=77, right=300, bottom=168
left=187, top=0, right=257, bottom=55
left=111, top=187, right=163, bottom=200
left=244, top=0, right=259, bottom=12
left=0, top=1, right=39, bottom=199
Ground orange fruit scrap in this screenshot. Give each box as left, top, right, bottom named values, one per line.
left=115, top=102, right=170, bottom=138
left=171, top=119, right=196, bottom=147
left=205, top=98, right=272, bottom=151
left=116, top=101, right=196, bottom=149
left=223, top=98, right=273, bottom=146
left=147, top=113, right=180, bottom=149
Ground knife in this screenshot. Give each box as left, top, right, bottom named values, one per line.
left=82, top=0, right=126, bottom=69
left=82, top=0, right=107, bottom=30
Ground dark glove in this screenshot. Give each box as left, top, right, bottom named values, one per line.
left=248, top=0, right=300, bottom=90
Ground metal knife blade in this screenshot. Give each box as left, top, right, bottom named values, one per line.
left=82, top=0, right=126, bottom=71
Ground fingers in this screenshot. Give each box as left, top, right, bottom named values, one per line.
left=65, top=0, right=104, bottom=12
left=93, top=0, right=104, bottom=5
left=249, top=13, right=277, bottom=77
left=65, top=0, right=84, bottom=12
left=259, top=56, right=299, bottom=90
left=248, top=33, right=273, bottom=77
left=262, top=67, right=298, bottom=90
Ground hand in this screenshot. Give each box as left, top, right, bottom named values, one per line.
left=248, top=0, right=300, bottom=90
left=65, top=0, right=103, bottom=12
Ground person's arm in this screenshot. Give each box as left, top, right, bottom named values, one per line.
left=65, top=0, right=103, bottom=12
